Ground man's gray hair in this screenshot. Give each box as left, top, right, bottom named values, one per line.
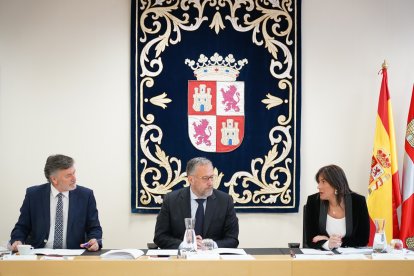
left=186, top=157, right=212, bottom=176
left=44, top=154, right=74, bottom=182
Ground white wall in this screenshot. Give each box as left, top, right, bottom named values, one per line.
left=1, top=0, right=413, bottom=249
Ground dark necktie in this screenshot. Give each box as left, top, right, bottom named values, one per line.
left=53, top=193, right=63, bottom=249
left=194, top=199, right=205, bottom=236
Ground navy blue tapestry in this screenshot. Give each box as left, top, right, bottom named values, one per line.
left=132, top=0, right=301, bottom=213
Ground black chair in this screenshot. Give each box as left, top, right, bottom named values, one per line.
left=302, top=204, right=308, bottom=248
left=147, top=242, right=158, bottom=249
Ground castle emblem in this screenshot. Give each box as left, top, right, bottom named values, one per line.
left=406, top=119, right=414, bottom=148
left=221, top=119, right=240, bottom=146
left=186, top=53, right=247, bottom=152
left=192, top=84, right=212, bottom=112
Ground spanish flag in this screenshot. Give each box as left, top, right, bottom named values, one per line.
left=400, top=85, right=414, bottom=247
left=367, top=62, right=402, bottom=245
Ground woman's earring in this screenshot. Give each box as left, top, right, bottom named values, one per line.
left=335, top=189, right=338, bottom=195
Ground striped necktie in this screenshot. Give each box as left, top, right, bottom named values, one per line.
left=53, top=193, right=63, bottom=249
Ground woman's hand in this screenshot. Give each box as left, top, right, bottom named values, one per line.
left=312, top=235, right=329, bottom=243
left=328, top=234, right=342, bottom=249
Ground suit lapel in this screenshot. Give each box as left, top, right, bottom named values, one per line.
left=179, top=187, right=191, bottom=230
left=42, top=184, right=51, bottom=234
left=318, top=199, right=328, bottom=234
left=344, top=193, right=353, bottom=238
left=203, top=191, right=217, bottom=236
left=67, top=189, right=78, bottom=243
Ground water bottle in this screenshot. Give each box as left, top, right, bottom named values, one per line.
left=182, top=218, right=197, bottom=252
left=372, top=218, right=387, bottom=253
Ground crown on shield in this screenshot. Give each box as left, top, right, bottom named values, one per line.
left=185, top=53, right=248, bottom=81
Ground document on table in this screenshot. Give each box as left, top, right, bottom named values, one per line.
left=220, top=254, right=255, bottom=260
left=336, top=247, right=373, bottom=255
left=2, top=255, right=38, bottom=261
left=371, top=253, right=405, bottom=260
left=32, top=249, right=85, bottom=256
left=146, top=249, right=178, bottom=256
left=300, top=248, right=334, bottom=255
left=295, top=254, right=368, bottom=260
left=40, top=256, right=75, bottom=260
left=212, top=248, right=247, bottom=255
left=101, top=248, right=144, bottom=260
left=186, top=253, right=221, bottom=260
left=100, top=249, right=145, bottom=259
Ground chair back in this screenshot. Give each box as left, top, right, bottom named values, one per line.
left=302, top=204, right=308, bottom=248
left=147, top=242, right=158, bottom=249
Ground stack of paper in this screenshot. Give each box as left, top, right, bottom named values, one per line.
left=100, top=249, right=144, bottom=260
left=336, top=247, right=373, bottom=255
left=2, top=255, right=38, bottom=261
left=32, top=249, right=85, bottom=256
left=212, top=248, right=247, bottom=255
left=146, top=249, right=178, bottom=256
left=295, top=254, right=368, bottom=260
left=186, top=253, right=220, bottom=260
left=300, top=248, right=334, bottom=255
left=371, top=253, right=405, bottom=260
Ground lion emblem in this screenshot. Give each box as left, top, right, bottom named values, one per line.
left=221, top=85, right=240, bottom=112
left=192, top=119, right=212, bottom=146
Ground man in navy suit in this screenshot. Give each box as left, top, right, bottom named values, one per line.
left=9, top=154, right=103, bottom=251
left=154, top=157, right=239, bottom=249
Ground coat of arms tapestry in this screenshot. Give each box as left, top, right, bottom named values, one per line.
left=132, top=0, right=301, bottom=213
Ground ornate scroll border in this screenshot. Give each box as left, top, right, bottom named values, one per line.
left=132, top=0, right=301, bottom=212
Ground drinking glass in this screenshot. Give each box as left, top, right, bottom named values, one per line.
left=389, top=239, right=404, bottom=254
left=201, top=239, right=214, bottom=251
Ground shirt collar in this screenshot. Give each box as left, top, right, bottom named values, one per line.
left=50, top=184, right=69, bottom=198
left=190, top=187, right=207, bottom=200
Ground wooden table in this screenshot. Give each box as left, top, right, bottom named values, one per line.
left=1, top=249, right=413, bottom=276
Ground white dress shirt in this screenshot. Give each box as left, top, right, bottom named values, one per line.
left=178, top=188, right=217, bottom=249
left=322, top=214, right=346, bottom=250
left=44, top=185, right=69, bottom=249
left=190, top=189, right=207, bottom=219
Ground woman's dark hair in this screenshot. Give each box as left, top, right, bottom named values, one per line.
left=315, top=164, right=352, bottom=205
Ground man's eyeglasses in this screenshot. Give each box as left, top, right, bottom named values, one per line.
left=192, top=175, right=216, bottom=182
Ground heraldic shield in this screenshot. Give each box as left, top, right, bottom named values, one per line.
left=188, top=80, right=245, bottom=152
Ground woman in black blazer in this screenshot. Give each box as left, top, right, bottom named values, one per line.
left=305, top=165, right=369, bottom=249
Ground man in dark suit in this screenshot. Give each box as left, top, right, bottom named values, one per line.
left=9, top=154, right=102, bottom=251
left=154, top=157, right=239, bottom=249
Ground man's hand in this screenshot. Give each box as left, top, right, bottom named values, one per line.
left=10, top=240, right=22, bottom=252
left=196, top=235, right=203, bottom=249
left=80, top=238, right=100, bottom=251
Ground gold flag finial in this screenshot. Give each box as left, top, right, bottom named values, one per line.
left=382, top=60, right=388, bottom=69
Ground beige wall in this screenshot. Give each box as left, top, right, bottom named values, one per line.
left=1, top=0, right=414, bottom=249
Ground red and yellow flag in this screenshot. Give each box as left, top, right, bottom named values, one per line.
left=400, top=85, right=414, bottom=247
left=367, top=64, right=402, bottom=245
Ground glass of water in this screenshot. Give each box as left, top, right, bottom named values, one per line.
left=389, top=239, right=404, bottom=254
left=201, top=239, right=214, bottom=251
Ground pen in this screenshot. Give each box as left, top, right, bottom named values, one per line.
left=81, top=238, right=103, bottom=248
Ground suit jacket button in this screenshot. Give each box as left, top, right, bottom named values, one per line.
left=44, top=239, right=48, bottom=243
